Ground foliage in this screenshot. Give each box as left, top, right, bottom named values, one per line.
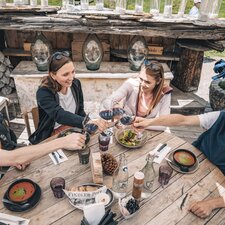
left=219, top=80, right=225, bottom=90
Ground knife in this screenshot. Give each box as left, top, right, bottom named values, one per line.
left=52, top=152, right=59, bottom=164
left=157, top=144, right=167, bottom=153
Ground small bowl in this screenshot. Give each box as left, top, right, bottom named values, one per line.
left=119, top=196, right=140, bottom=220
left=173, top=149, right=196, bottom=170
left=7, top=179, right=37, bottom=204
left=95, top=193, right=110, bottom=206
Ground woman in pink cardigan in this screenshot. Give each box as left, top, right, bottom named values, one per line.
left=106, top=61, right=172, bottom=130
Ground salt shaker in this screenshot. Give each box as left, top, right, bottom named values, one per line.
left=132, top=171, right=144, bottom=200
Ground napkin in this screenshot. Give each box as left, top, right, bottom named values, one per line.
left=0, top=212, right=29, bottom=225
left=83, top=203, right=105, bottom=225
left=150, top=144, right=171, bottom=164
left=49, top=149, right=68, bottom=165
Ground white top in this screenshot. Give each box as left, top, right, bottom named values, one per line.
left=54, top=87, right=76, bottom=129
left=198, top=111, right=220, bottom=130
left=189, top=6, right=199, bottom=16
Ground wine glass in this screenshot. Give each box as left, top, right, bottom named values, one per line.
left=82, top=113, right=98, bottom=135
left=99, top=99, right=114, bottom=121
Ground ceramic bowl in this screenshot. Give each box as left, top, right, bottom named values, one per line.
left=7, top=178, right=37, bottom=204
left=173, top=149, right=196, bottom=169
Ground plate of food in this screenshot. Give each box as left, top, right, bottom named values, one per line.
left=115, top=128, right=148, bottom=149
left=63, top=183, right=114, bottom=210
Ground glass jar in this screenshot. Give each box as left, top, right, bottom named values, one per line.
left=177, top=0, right=187, bottom=17
left=96, top=0, right=104, bottom=10
left=81, top=0, right=89, bottom=10
left=132, top=171, right=144, bottom=200
left=115, top=0, right=126, bottom=14
left=208, top=0, right=222, bottom=19
left=0, top=0, right=6, bottom=7
left=135, top=0, right=143, bottom=13
left=112, top=153, right=128, bottom=198
left=198, top=0, right=211, bottom=22
left=163, top=0, right=173, bottom=18
left=150, top=0, right=160, bottom=16
left=141, top=154, right=155, bottom=198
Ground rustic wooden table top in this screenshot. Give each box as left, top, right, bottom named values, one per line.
left=0, top=130, right=224, bottom=225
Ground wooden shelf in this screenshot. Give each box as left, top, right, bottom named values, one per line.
left=111, top=49, right=180, bottom=61
left=2, top=48, right=31, bottom=57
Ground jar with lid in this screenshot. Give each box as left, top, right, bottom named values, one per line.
left=141, top=154, right=155, bottom=198
left=112, top=153, right=128, bottom=198
left=132, top=171, right=144, bottom=200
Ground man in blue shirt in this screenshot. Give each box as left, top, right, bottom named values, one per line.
left=189, top=0, right=201, bottom=17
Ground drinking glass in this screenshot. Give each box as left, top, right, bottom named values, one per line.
left=135, top=0, right=143, bottom=13
left=81, top=0, right=89, bottom=10
left=50, top=177, right=65, bottom=198
left=96, top=0, right=104, bottom=10
left=177, top=0, right=187, bottom=17
left=115, top=0, right=126, bottom=14
left=98, top=133, right=111, bottom=151
left=99, top=99, right=113, bottom=121
left=163, top=0, right=173, bottom=18
left=150, top=0, right=160, bottom=15
left=78, top=146, right=90, bottom=164
left=158, top=165, right=173, bottom=187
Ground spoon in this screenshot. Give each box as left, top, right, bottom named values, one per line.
left=165, top=157, right=189, bottom=172
left=2, top=198, right=30, bottom=208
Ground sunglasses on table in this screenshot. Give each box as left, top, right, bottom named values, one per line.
left=51, top=51, right=70, bottom=61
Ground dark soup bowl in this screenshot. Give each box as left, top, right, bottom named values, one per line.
left=58, top=128, right=90, bottom=149
left=173, top=149, right=196, bottom=171
left=7, top=179, right=36, bottom=204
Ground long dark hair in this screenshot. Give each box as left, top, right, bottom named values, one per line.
left=140, top=60, right=164, bottom=113
left=40, top=52, right=72, bottom=93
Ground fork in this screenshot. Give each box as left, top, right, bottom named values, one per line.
left=56, top=151, right=63, bottom=159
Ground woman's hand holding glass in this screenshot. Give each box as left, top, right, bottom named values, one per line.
left=63, top=133, right=86, bottom=150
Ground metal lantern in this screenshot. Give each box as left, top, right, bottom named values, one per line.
left=128, top=36, right=148, bottom=71
left=82, top=34, right=103, bottom=71
left=31, top=32, right=52, bottom=72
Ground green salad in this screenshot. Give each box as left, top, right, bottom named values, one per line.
left=119, top=130, right=140, bottom=146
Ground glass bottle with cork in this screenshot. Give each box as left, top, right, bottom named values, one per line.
left=112, top=153, right=128, bottom=198
left=141, top=153, right=155, bottom=198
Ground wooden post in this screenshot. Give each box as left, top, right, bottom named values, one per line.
left=172, top=48, right=204, bottom=92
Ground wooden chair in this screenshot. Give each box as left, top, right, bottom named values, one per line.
left=22, top=107, right=39, bottom=137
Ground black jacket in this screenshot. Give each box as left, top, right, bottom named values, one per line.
left=29, top=79, right=86, bottom=144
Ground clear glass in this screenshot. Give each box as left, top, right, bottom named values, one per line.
left=141, top=154, right=155, bottom=198
left=14, top=0, right=22, bottom=6
left=96, top=0, right=104, bottom=10
left=115, top=0, right=126, bottom=14
left=112, top=153, right=129, bottom=198
left=30, top=0, right=37, bottom=6
left=41, top=0, right=48, bottom=7
left=163, top=0, right=173, bottom=18
left=150, top=0, right=160, bottom=16
left=177, top=0, right=187, bottom=17
left=23, top=0, right=29, bottom=4
left=208, top=0, right=222, bottom=19
left=198, top=0, right=210, bottom=21
left=135, top=0, right=143, bottom=13
left=81, top=0, right=89, bottom=10
left=0, top=0, right=6, bottom=7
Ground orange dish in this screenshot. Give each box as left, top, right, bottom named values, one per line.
left=173, top=150, right=196, bottom=167
left=9, top=181, right=35, bottom=202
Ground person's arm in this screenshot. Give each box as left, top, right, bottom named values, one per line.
left=189, top=196, right=225, bottom=218
left=37, top=87, right=84, bottom=128
left=0, top=133, right=86, bottom=167
left=133, top=114, right=200, bottom=129
left=76, top=79, right=86, bottom=117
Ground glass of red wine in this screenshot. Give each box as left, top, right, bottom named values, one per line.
left=99, top=99, right=114, bottom=121
left=82, top=113, right=98, bottom=135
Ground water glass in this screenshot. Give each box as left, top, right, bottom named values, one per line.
left=0, top=0, right=6, bottom=7
left=163, top=0, right=173, bottom=18
left=96, top=0, right=104, bottom=10
left=98, top=133, right=110, bottom=151
left=81, top=0, right=89, bottom=10
left=50, top=177, right=65, bottom=198
left=78, top=146, right=90, bottom=164
left=150, top=0, right=160, bottom=15
left=135, top=0, right=143, bottom=13
left=177, top=0, right=187, bottom=17
left=158, top=165, right=173, bottom=187
left=115, top=0, right=126, bottom=14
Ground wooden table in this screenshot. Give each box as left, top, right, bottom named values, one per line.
left=0, top=130, right=225, bottom=225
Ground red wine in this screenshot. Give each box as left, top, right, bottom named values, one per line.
left=113, top=107, right=125, bottom=116
left=99, top=110, right=113, bottom=120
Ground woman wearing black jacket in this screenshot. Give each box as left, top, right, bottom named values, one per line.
left=29, top=52, right=108, bottom=144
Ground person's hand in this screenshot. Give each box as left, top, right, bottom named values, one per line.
left=189, top=200, right=214, bottom=218
left=92, top=118, right=109, bottom=132
left=63, top=133, right=86, bottom=150
left=15, top=162, right=30, bottom=171
left=133, top=117, right=152, bottom=129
